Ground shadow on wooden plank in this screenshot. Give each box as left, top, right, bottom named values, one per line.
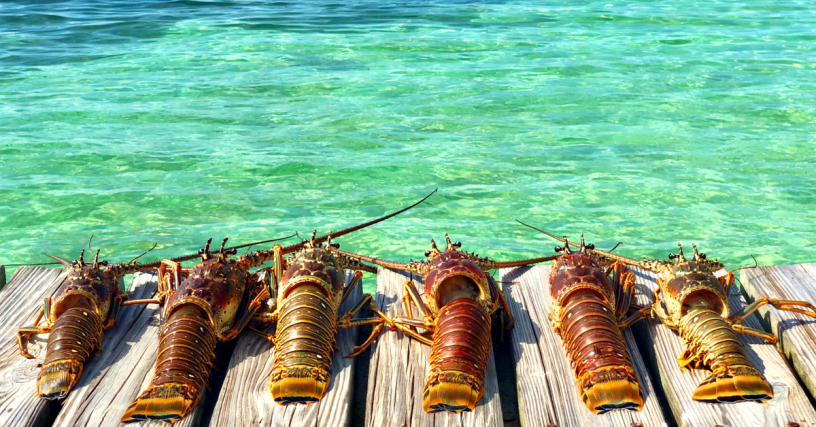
left=365, top=267, right=502, bottom=427
left=632, top=267, right=816, bottom=427
left=0, top=267, right=68, bottom=427
left=208, top=271, right=362, bottom=427
left=500, top=265, right=668, bottom=427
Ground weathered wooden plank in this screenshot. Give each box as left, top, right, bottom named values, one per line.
left=0, top=265, right=6, bottom=289
left=0, top=266, right=68, bottom=427
left=50, top=272, right=203, bottom=427
left=632, top=267, right=816, bottom=427
left=499, top=265, right=668, bottom=427
left=742, top=264, right=816, bottom=402
left=365, top=267, right=502, bottom=427
left=208, top=271, right=363, bottom=427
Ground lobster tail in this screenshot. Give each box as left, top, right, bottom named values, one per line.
left=38, top=306, right=103, bottom=399
left=423, top=298, right=491, bottom=413
left=121, top=305, right=217, bottom=423
left=270, top=284, right=336, bottom=405
left=678, top=309, right=773, bottom=403
left=559, top=291, right=643, bottom=414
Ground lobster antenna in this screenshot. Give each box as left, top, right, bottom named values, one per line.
left=729, top=254, right=759, bottom=275
left=332, top=248, right=420, bottom=274
left=220, top=237, right=229, bottom=253
left=608, top=242, right=622, bottom=252
left=93, top=249, right=101, bottom=268
left=492, top=255, right=561, bottom=269
left=78, top=249, right=86, bottom=266
left=88, top=234, right=94, bottom=250
left=563, top=235, right=571, bottom=254
left=279, top=188, right=437, bottom=255
left=127, top=243, right=158, bottom=264
left=43, top=253, right=73, bottom=268
left=201, top=237, right=214, bottom=260
left=676, top=242, right=686, bottom=263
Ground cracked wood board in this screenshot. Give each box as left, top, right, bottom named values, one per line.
left=500, top=265, right=668, bottom=427
left=364, top=267, right=502, bottom=427
left=632, top=267, right=816, bottom=427
left=51, top=272, right=204, bottom=427
left=0, top=266, right=68, bottom=427
left=208, top=271, right=362, bottom=427
left=742, top=264, right=816, bottom=402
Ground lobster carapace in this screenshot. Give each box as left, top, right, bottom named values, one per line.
left=583, top=240, right=816, bottom=403
left=333, top=233, right=558, bottom=413
left=17, top=244, right=166, bottom=400
left=120, top=190, right=435, bottom=424
left=518, top=222, right=648, bottom=414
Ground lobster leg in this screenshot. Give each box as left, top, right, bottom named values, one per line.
left=619, top=305, right=651, bottom=329
left=221, top=282, right=271, bottom=342
left=103, top=292, right=128, bottom=329
left=497, top=287, right=515, bottom=330
left=17, top=298, right=52, bottom=359
left=341, top=271, right=364, bottom=306
left=345, top=323, right=386, bottom=358
left=730, top=296, right=816, bottom=324
left=394, top=323, right=434, bottom=346
left=731, top=324, right=778, bottom=343
left=403, top=280, right=433, bottom=330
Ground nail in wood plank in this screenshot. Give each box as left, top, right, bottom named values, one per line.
left=208, top=271, right=363, bottom=427
left=365, top=267, right=503, bottom=427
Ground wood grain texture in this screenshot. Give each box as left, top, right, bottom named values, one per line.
left=208, top=271, right=363, bottom=427
left=0, top=266, right=68, bottom=427
left=50, top=272, right=204, bottom=427
left=499, top=265, right=668, bottom=427
left=632, top=266, right=816, bottom=427
left=364, top=267, right=503, bottom=427
left=742, top=264, right=816, bottom=402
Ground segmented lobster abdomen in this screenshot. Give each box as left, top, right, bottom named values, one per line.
left=38, top=307, right=104, bottom=399
left=121, top=305, right=217, bottom=423
left=423, top=298, right=491, bottom=413
left=270, top=284, right=337, bottom=405
left=559, top=290, right=643, bottom=414
left=678, top=308, right=772, bottom=403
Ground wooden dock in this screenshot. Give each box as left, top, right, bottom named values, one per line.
left=2, top=262, right=816, bottom=427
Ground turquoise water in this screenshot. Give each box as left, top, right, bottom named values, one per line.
left=2, top=0, right=815, bottom=291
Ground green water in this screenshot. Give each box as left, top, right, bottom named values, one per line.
left=2, top=0, right=815, bottom=291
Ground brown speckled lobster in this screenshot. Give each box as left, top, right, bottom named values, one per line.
left=17, top=243, right=166, bottom=400
left=334, top=233, right=558, bottom=413
left=518, top=222, right=648, bottom=415
left=120, top=190, right=434, bottom=424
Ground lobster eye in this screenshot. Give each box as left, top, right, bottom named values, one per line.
left=700, top=253, right=706, bottom=260
left=554, top=246, right=564, bottom=253
left=331, top=243, right=340, bottom=249
left=586, top=244, right=595, bottom=250
left=424, top=250, right=432, bottom=257
left=669, top=253, right=678, bottom=260
left=101, top=260, right=109, bottom=266
left=454, top=242, right=462, bottom=248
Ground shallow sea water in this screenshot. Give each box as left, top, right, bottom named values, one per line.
left=1, top=0, right=815, bottom=290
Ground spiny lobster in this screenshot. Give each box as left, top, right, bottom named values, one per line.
left=334, top=233, right=558, bottom=413
left=17, top=243, right=165, bottom=400
left=120, top=190, right=434, bottom=423
left=573, top=240, right=816, bottom=403
left=518, top=222, right=648, bottom=414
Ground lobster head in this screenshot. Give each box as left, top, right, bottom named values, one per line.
left=549, top=234, right=616, bottom=307
left=279, top=234, right=346, bottom=306
left=44, top=248, right=114, bottom=320
left=422, top=234, right=497, bottom=315
left=651, top=243, right=729, bottom=321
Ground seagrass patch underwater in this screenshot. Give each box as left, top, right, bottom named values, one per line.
left=1, top=0, right=815, bottom=291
